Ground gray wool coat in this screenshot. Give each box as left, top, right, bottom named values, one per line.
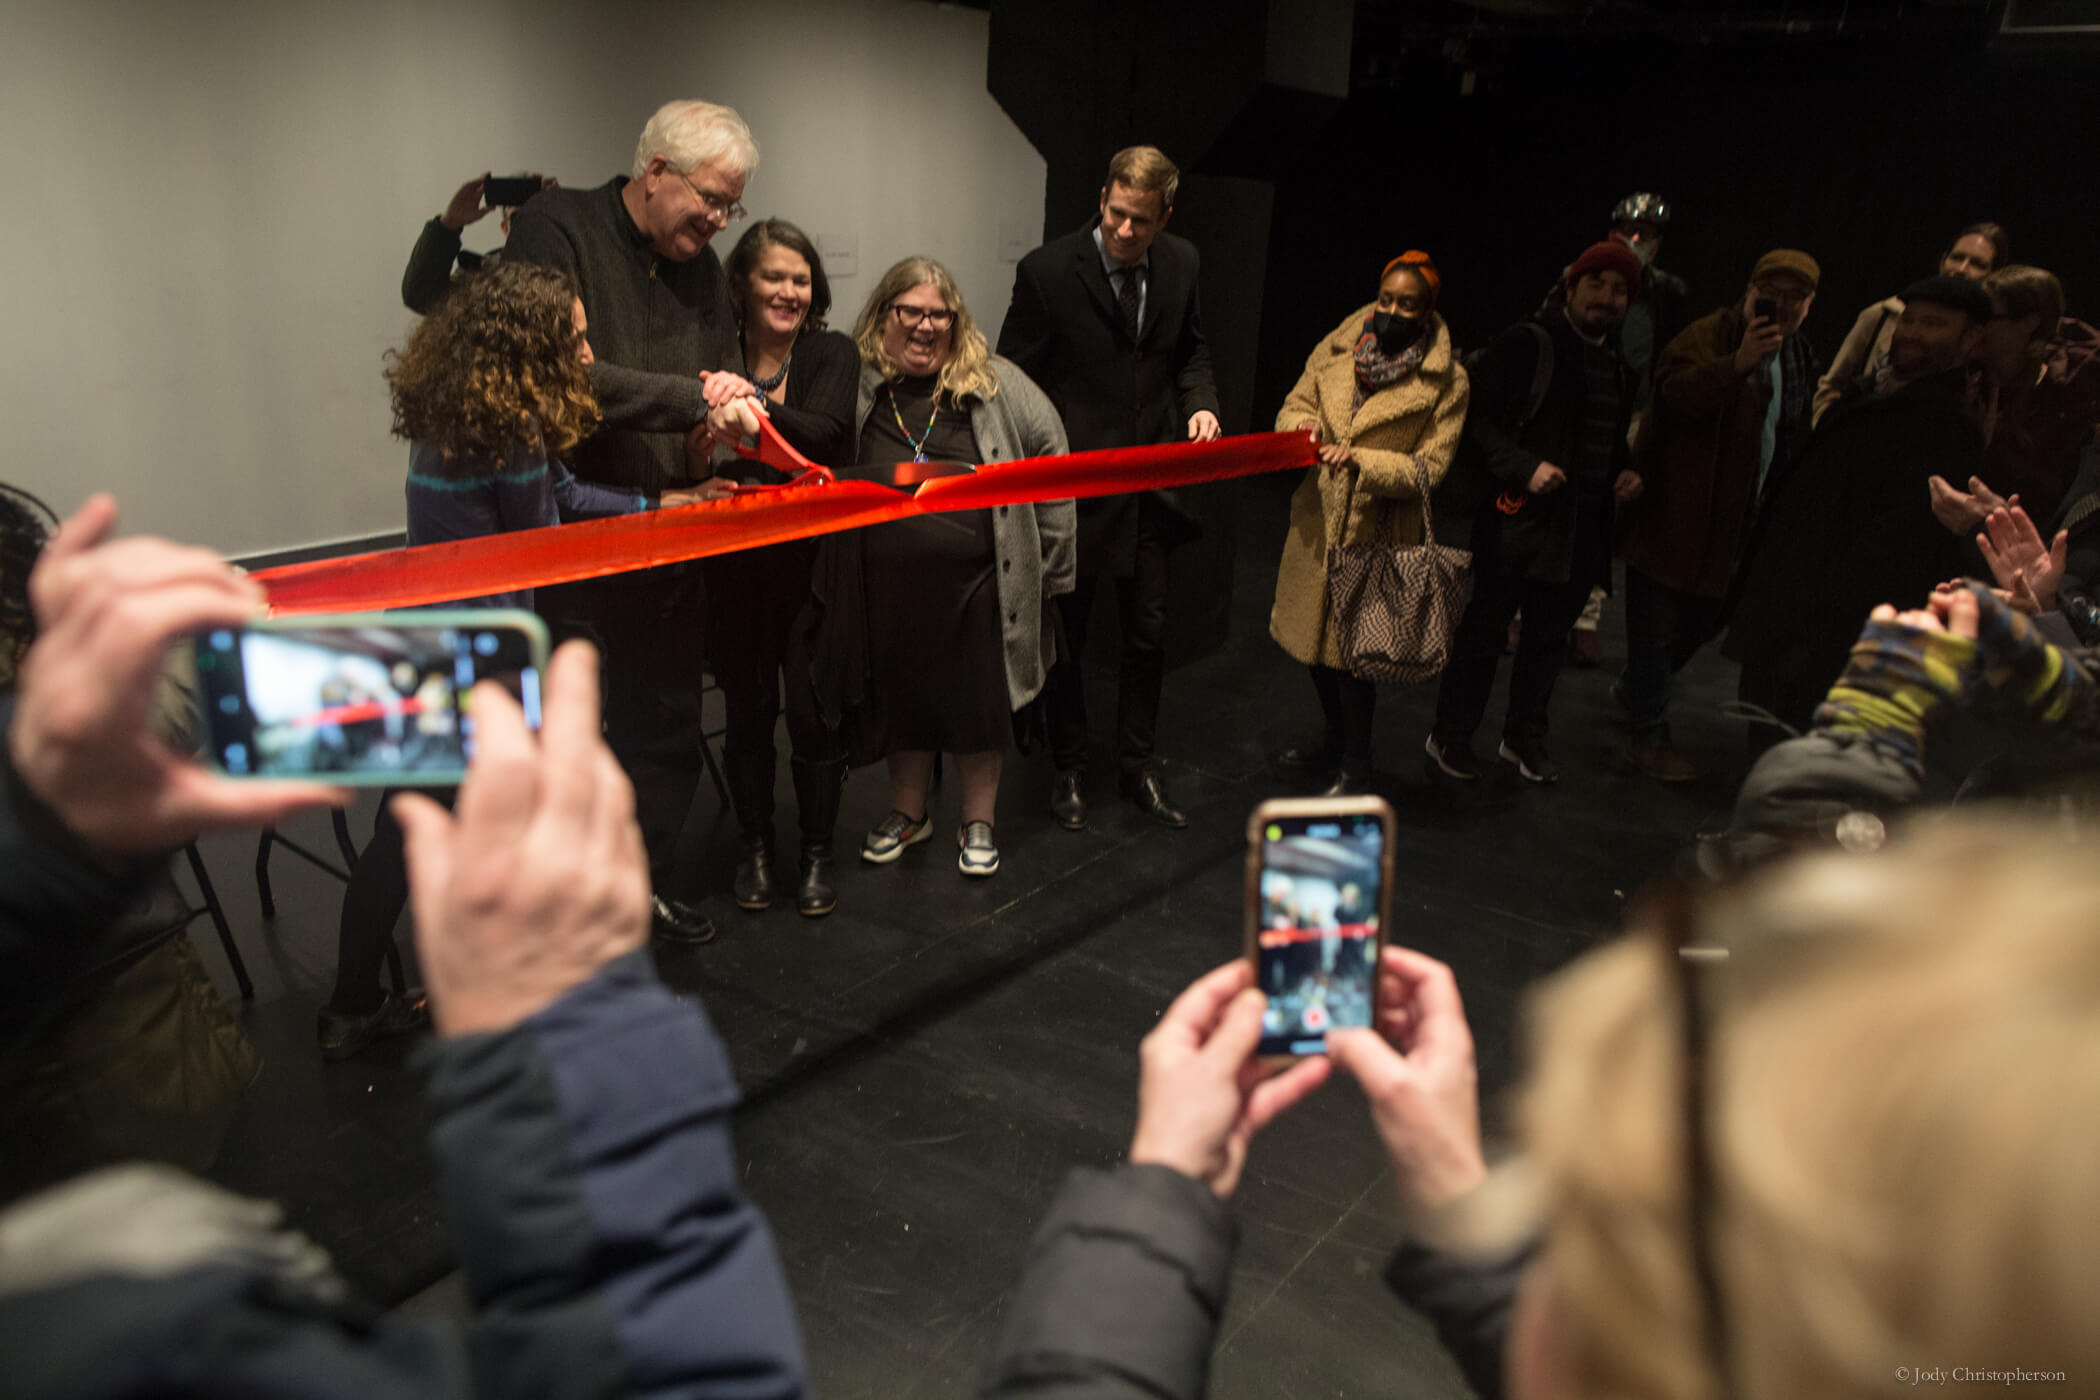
left=855, top=356, right=1078, bottom=708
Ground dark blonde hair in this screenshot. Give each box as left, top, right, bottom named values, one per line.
left=852, top=258, right=1000, bottom=403
left=1106, top=145, right=1179, bottom=210
left=1984, top=264, right=2064, bottom=347
left=385, top=261, right=599, bottom=469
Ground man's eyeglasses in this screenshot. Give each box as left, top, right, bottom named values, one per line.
left=676, top=169, right=746, bottom=225
left=889, top=304, right=957, bottom=331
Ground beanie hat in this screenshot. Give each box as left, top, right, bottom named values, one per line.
left=1751, top=248, right=1821, bottom=289
left=1381, top=250, right=1441, bottom=310
left=1899, top=274, right=1993, bottom=323
left=1565, top=240, right=1643, bottom=298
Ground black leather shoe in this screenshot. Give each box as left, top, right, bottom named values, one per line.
left=652, top=894, right=717, bottom=945
left=1051, top=770, right=1088, bottom=830
left=733, top=841, right=776, bottom=911
left=1120, top=769, right=1188, bottom=829
left=797, top=847, right=838, bottom=917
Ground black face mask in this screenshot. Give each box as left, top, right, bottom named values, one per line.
left=1370, top=310, right=1426, bottom=354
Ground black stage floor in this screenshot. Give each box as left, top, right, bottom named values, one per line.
left=186, top=474, right=1742, bottom=1398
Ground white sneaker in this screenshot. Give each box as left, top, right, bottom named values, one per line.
left=862, top=810, right=932, bottom=864
left=957, top=821, right=999, bottom=877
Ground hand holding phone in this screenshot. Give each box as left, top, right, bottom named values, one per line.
left=11, top=494, right=346, bottom=852
left=1245, top=795, right=1395, bottom=1059
left=481, top=174, right=547, bottom=208
left=1127, top=959, right=1331, bottom=1198
left=1326, top=947, right=1488, bottom=1217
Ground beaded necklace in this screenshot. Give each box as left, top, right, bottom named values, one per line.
left=885, top=381, right=941, bottom=462
left=745, top=335, right=793, bottom=393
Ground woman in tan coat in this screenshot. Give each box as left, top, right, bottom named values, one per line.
left=1271, top=252, right=1469, bottom=793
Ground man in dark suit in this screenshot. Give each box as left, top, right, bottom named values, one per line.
left=997, top=145, right=1221, bottom=831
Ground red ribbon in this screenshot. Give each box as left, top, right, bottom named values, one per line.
left=256, top=422, right=1317, bottom=615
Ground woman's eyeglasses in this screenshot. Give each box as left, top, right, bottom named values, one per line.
left=889, top=304, right=957, bottom=331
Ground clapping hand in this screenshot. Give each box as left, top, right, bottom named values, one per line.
left=1975, top=505, right=2068, bottom=614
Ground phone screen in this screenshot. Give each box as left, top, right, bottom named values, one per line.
left=1254, top=810, right=1386, bottom=1057
left=194, top=617, right=543, bottom=782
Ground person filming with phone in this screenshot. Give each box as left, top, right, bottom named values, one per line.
left=1614, top=249, right=1822, bottom=782
left=0, top=498, right=809, bottom=1397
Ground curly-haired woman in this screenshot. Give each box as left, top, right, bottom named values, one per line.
left=320, top=261, right=713, bottom=1059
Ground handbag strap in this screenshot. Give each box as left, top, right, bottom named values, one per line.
left=1340, top=458, right=1440, bottom=549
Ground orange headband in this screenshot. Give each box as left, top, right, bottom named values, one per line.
left=1381, top=250, right=1440, bottom=308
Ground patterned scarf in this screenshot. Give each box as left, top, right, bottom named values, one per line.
left=1352, top=315, right=1429, bottom=412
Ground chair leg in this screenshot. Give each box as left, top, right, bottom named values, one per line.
left=254, top=830, right=278, bottom=920
left=187, top=843, right=252, bottom=1001
left=383, top=940, right=408, bottom=994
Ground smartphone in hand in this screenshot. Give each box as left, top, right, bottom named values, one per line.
left=1244, top=795, right=1396, bottom=1060
left=1752, top=296, right=1779, bottom=325
left=481, top=175, right=547, bottom=207
left=193, top=610, right=548, bottom=785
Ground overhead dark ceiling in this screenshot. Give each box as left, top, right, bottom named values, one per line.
left=1358, top=0, right=2004, bottom=45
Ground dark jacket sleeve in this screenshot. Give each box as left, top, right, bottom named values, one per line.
left=0, top=954, right=809, bottom=1399
left=1463, top=325, right=1547, bottom=489
left=425, top=950, right=807, bottom=1399
left=995, top=255, right=1056, bottom=387
left=549, top=461, right=650, bottom=519
left=0, top=699, right=161, bottom=1060
left=1381, top=1237, right=1535, bottom=1400
left=762, top=331, right=859, bottom=467
left=1174, top=255, right=1221, bottom=424
left=586, top=362, right=711, bottom=435
left=403, top=218, right=466, bottom=315
left=977, top=1164, right=1235, bottom=1400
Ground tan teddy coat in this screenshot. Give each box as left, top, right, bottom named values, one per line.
left=1268, top=305, right=1471, bottom=669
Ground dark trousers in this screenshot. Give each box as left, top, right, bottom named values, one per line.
left=1310, top=665, right=1376, bottom=765
left=328, top=786, right=453, bottom=1016
left=1618, top=566, right=1730, bottom=743
left=1046, top=515, right=1170, bottom=776
left=539, top=570, right=708, bottom=892
left=705, top=541, right=832, bottom=844
left=1432, top=554, right=1598, bottom=749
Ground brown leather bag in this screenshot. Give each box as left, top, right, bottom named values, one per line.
left=1325, top=466, right=1472, bottom=684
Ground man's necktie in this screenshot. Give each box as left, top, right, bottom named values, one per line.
left=1117, top=266, right=1142, bottom=343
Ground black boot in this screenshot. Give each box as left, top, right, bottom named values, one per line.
left=734, top=839, right=776, bottom=911
left=1320, top=759, right=1373, bottom=797
left=792, top=756, right=847, bottom=918
left=725, top=748, right=778, bottom=912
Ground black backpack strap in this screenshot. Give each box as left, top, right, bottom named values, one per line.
left=1515, top=321, right=1555, bottom=434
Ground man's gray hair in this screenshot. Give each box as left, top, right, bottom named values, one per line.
left=631, top=100, right=760, bottom=181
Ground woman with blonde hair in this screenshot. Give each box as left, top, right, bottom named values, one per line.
left=1270, top=250, right=1469, bottom=794
left=814, top=257, right=1074, bottom=879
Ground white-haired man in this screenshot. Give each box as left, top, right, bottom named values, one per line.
left=506, top=99, right=763, bottom=946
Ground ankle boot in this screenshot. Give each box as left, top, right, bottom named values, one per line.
left=733, top=839, right=776, bottom=911
left=724, top=747, right=778, bottom=909
left=1320, top=759, right=1373, bottom=797
left=791, top=755, right=848, bottom=918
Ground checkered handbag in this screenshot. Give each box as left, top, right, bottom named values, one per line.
left=1324, top=466, right=1472, bottom=684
